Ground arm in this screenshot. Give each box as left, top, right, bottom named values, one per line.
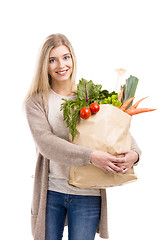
left=131, top=135, right=142, bottom=165
left=25, top=95, right=93, bottom=166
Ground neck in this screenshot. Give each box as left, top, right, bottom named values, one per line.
left=51, top=80, right=73, bottom=96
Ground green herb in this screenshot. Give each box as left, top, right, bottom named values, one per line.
left=60, top=98, right=88, bottom=141
left=98, top=90, right=118, bottom=100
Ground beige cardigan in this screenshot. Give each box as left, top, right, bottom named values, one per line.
left=25, top=94, right=141, bottom=240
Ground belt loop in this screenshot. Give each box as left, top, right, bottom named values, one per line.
left=69, top=195, right=72, bottom=203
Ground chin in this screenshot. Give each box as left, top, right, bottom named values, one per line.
left=57, top=73, right=72, bottom=82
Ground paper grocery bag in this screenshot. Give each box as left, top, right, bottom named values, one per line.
left=69, top=104, right=137, bottom=188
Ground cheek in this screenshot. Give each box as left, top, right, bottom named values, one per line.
left=48, top=64, right=55, bottom=75
left=68, top=58, right=73, bottom=68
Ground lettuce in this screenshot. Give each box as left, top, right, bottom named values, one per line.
left=76, top=78, right=102, bottom=102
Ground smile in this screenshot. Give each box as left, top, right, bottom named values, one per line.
left=56, top=69, right=69, bottom=75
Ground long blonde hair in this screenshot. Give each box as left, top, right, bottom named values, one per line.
left=24, top=33, right=77, bottom=105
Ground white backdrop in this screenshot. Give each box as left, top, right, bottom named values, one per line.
left=0, top=0, right=160, bottom=239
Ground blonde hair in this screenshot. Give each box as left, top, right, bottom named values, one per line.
left=24, top=33, right=77, bottom=105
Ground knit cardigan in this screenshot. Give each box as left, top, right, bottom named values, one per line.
left=25, top=93, right=141, bottom=240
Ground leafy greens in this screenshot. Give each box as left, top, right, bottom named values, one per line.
left=60, top=78, right=119, bottom=141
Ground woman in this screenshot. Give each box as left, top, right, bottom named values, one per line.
left=24, top=33, right=141, bottom=240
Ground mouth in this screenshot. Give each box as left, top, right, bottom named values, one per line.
left=56, top=69, right=69, bottom=75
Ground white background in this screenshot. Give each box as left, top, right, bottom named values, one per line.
left=0, top=0, right=160, bottom=239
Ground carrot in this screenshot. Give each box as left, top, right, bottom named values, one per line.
left=125, top=108, right=157, bottom=116
left=120, top=97, right=135, bottom=111
left=131, top=96, right=149, bottom=109
left=118, top=88, right=123, bottom=101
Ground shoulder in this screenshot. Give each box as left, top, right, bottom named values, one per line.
left=26, top=93, right=41, bottom=105
left=25, top=93, right=48, bottom=114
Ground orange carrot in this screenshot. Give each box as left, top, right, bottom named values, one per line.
left=120, top=97, right=135, bottom=111
left=131, top=96, right=149, bottom=109
left=118, top=88, right=124, bottom=101
left=125, top=108, right=157, bottom=116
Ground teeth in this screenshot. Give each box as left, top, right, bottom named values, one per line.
left=57, top=70, right=68, bottom=74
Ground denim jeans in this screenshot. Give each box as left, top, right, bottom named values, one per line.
left=45, top=190, right=101, bottom=240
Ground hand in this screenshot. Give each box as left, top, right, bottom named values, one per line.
left=115, top=150, right=139, bottom=173
left=90, top=150, right=126, bottom=173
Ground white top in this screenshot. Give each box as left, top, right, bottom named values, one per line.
left=48, top=89, right=100, bottom=196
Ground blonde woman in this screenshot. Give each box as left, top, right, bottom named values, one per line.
left=24, top=33, right=141, bottom=240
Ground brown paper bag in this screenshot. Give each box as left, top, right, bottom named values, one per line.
left=69, top=104, right=137, bottom=189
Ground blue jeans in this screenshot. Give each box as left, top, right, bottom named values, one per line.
left=45, top=190, right=101, bottom=240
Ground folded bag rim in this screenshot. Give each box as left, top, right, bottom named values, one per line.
left=69, top=165, right=137, bottom=189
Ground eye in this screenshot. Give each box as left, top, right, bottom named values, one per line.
left=64, top=55, right=70, bottom=60
left=49, top=58, right=56, bottom=63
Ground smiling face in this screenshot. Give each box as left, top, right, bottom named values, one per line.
left=48, top=45, right=73, bottom=84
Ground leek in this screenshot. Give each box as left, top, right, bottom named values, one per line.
left=121, top=75, right=139, bottom=109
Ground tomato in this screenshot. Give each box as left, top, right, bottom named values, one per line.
left=80, top=107, right=91, bottom=119
left=90, top=102, right=100, bottom=113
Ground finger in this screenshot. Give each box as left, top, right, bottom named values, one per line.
left=108, top=154, right=125, bottom=163
left=106, top=164, right=125, bottom=174
left=114, top=163, right=122, bottom=167
left=122, top=168, right=129, bottom=174
left=105, top=166, right=115, bottom=173
left=116, top=150, right=129, bottom=155
left=112, top=157, right=126, bottom=164
left=109, top=162, right=123, bottom=173
left=115, top=163, right=127, bottom=168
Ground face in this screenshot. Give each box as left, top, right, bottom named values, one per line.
left=48, top=45, right=73, bottom=83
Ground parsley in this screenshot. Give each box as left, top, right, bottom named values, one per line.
left=60, top=98, right=88, bottom=141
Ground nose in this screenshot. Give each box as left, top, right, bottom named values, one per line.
left=58, top=59, right=65, bottom=68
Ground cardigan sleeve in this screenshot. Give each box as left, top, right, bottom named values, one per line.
left=131, top=135, right=142, bottom=165
left=25, top=95, right=93, bottom=166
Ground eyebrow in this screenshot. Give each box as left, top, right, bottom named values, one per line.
left=49, top=53, right=71, bottom=59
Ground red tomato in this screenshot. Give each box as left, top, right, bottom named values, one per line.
left=90, top=102, right=100, bottom=113
left=80, top=107, right=91, bottom=119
